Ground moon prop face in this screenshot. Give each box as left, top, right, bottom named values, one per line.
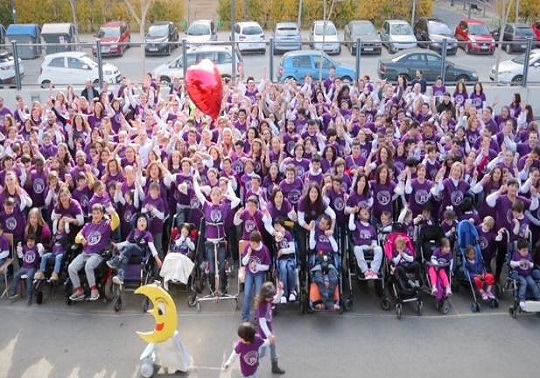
left=135, top=283, right=178, bottom=344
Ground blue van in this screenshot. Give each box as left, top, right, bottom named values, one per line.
left=277, top=50, right=356, bottom=82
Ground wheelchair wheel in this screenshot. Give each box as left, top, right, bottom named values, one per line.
left=416, top=301, right=423, bottom=316
left=441, top=300, right=451, bottom=315
left=509, top=305, right=517, bottom=319
left=139, top=358, right=155, bottom=378
left=35, top=290, right=44, bottom=305
left=187, top=294, right=197, bottom=308
left=380, top=297, right=391, bottom=311
left=396, top=303, right=403, bottom=319
left=114, top=297, right=122, bottom=312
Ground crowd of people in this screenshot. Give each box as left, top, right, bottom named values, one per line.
left=0, top=67, right=539, bottom=311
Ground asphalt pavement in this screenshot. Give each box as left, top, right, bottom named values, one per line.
left=1, top=277, right=540, bottom=378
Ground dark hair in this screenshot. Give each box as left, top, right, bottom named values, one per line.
left=237, top=322, right=256, bottom=343
left=517, top=239, right=529, bottom=251
left=299, top=183, right=325, bottom=217
left=512, top=199, right=524, bottom=213
left=249, top=230, right=262, bottom=243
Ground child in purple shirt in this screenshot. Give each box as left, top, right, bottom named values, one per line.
left=510, top=239, right=540, bottom=310
left=8, top=234, right=42, bottom=303
left=224, top=322, right=270, bottom=378
left=241, top=231, right=270, bottom=322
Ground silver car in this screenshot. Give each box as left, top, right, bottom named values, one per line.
left=272, top=22, right=302, bottom=54
left=344, top=20, right=382, bottom=55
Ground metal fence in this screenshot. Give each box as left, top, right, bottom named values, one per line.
left=1, top=38, right=539, bottom=91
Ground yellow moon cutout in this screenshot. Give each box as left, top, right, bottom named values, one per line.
left=135, top=283, right=178, bottom=344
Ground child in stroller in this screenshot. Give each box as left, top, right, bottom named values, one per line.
left=159, top=223, right=197, bottom=291
left=427, top=237, right=453, bottom=297
left=308, top=214, right=340, bottom=311
left=391, top=235, right=422, bottom=291
left=464, top=245, right=496, bottom=301
left=273, top=217, right=297, bottom=303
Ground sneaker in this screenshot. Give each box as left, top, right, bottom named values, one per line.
left=519, top=301, right=527, bottom=311
left=8, top=292, right=19, bottom=300
left=288, top=291, right=297, bottom=302
left=280, top=295, right=287, bottom=304
left=34, top=271, right=44, bottom=280
left=481, top=291, right=488, bottom=301
left=431, top=286, right=438, bottom=295
left=50, top=272, right=59, bottom=281
left=371, top=272, right=379, bottom=279
left=112, top=275, right=124, bottom=285
left=445, top=286, right=452, bottom=296
left=486, top=291, right=496, bottom=299
left=69, top=290, right=85, bottom=301
left=89, top=288, right=100, bottom=301
left=106, top=257, right=120, bottom=270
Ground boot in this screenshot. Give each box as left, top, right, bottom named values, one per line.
left=271, top=360, right=285, bottom=375
left=34, top=271, right=44, bottom=280
left=50, top=272, right=59, bottom=281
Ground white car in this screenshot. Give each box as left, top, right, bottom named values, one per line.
left=0, top=51, right=24, bottom=85
left=152, top=45, right=243, bottom=82
left=489, top=49, right=540, bottom=85
left=310, top=20, right=341, bottom=55
left=231, top=21, right=265, bottom=54
left=185, top=20, right=217, bottom=44
left=381, top=19, right=418, bottom=54
left=38, top=52, right=121, bottom=88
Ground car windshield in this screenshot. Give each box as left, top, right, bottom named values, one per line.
left=276, top=26, right=299, bottom=35
left=511, top=53, right=538, bottom=65
left=515, top=27, right=534, bottom=36
left=315, top=23, right=337, bottom=35
left=148, top=25, right=169, bottom=38
left=80, top=56, right=98, bottom=67
left=242, top=25, right=263, bottom=35
left=97, top=27, right=120, bottom=38
left=468, top=24, right=489, bottom=35
left=390, top=23, right=413, bottom=35
left=428, top=22, right=452, bottom=35
left=352, top=23, right=376, bottom=35
left=188, top=23, right=210, bottom=36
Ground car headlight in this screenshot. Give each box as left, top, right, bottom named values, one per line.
left=104, top=70, right=113, bottom=75
left=498, top=70, right=512, bottom=75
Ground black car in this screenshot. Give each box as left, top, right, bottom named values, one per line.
left=492, top=23, right=535, bottom=53
left=377, top=50, right=478, bottom=83
left=144, top=21, right=179, bottom=56
left=413, top=18, right=458, bottom=55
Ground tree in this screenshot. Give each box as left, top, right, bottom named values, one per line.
left=68, top=0, right=79, bottom=40
left=123, top=0, right=154, bottom=77
left=494, top=0, right=515, bottom=83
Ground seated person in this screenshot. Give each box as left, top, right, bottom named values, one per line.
left=309, top=214, right=339, bottom=311
left=159, top=223, right=196, bottom=289
left=35, top=217, right=70, bottom=282
left=391, top=235, right=422, bottom=291
left=464, top=245, right=495, bottom=300
left=273, top=217, right=296, bottom=303
left=107, top=213, right=162, bottom=285
left=348, top=207, right=383, bottom=279
left=510, top=239, right=540, bottom=310
left=427, top=237, right=453, bottom=297
left=68, top=203, right=119, bottom=301
left=7, top=234, right=43, bottom=303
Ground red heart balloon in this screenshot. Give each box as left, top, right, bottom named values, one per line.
left=185, top=59, right=223, bottom=120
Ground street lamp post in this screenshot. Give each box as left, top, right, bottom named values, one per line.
left=318, top=0, right=327, bottom=82
left=11, top=0, right=17, bottom=23
left=231, top=0, right=236, bottom=84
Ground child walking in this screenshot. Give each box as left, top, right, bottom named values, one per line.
left=255, top=282, right=286, bottom=375
left=224, top=322, right=271, bottom=378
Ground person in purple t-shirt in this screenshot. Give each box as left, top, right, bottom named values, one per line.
left=7, top=234, right=42, bottom=303
left=510, top=239, right=540, bottom=310
left=68, top=203, right=119, bottom=302
left=224, top=322, right=271, bottom=377
left=241, top=231, right=270, bottom=322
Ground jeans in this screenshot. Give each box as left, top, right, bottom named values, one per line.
left=206, top=241, right=226, bottom=290
left=39, top=253, right=64, bottom=274
left=117, top=243, right=145, bottom=280
left=532, top=269, right=540, bottom=281
left=353, top=245, right=383, bottom=274
left=311, top=267, right=338, bottom=309
left=517, top=274, right=540, bottom=301
left=278, top=258, right=296, bottom=296
left=259, top=342, right=277, bottom=361
left=242, top=271, right=264, bottom=321
left=9, top=267, right=36, bottom=298
left=68, top=253, right=103, bottom=289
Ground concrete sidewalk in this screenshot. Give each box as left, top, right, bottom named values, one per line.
left=432, top=0, right=501, bottom=28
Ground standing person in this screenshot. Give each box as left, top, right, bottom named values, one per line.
left=255, top=282, right=286, bottom=375
left=241, top=231, right=270, bottom=322
left=223, top=322, right=271, bottom=378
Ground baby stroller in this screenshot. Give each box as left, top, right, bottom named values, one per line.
left=417, top=224, right=451, bottom=315
left=454, top=220, right=498, bottom=312
left=64, top=244, right=115, bottom=305
left=382, top=225, right=423, bottom=319
left=187, top=220, right=238, bottom=311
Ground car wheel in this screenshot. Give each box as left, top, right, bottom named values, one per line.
left=41, top=80, right=51, bottom=89
left=455, top=75, right=470, bottom=83
left=511, top=75, right=523, bottom=86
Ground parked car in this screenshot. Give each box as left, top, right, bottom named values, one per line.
left=309, top=20, right=341, bottom=55
left=454, top=19, right=495, bottom=55
left=533, top=20, right=540, bottom=44
left=0, top=51, right=24, bottom=85
left=277, top=50, right=355, bottom=82
left=231, top=21, right=265, bottom=54
left=413, top=18, right=458, bottom=55
left=343, top=20, right=382, bottom=55
left=377, top=50, right=478, bottom=83
left=152, top=45, right=243, bottom=83
left=492, top=23, right=535, bottom=53
left=144, top=21, right=179, bottom=56
left=380, top=19, right=417, bottom=54
left=92, top=21, right=131, bottom=57
left=185, top=20, right=217, bottom=44
left=489, top=49, right=540, bottom=85
left=272, top=22, right=302, bottom=54
left=38, top=52, right=121, bottom=87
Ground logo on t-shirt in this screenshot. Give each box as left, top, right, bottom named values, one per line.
left=333, top=197, right=345, bottom=211
left=88, top=231, right=102, bottom=245
left=210, top=209, right=222, bottom=223
left=288, top=189, right=301, bottom=204
left=415, top=190, right=430, bottom=205
left=245, top=219, right=257, bottom=233
left=450, top=191, right=463, bottom=206
left=33, top=178, right=45, bottom=194
left=243, top=350, right=259, bottom=366
left=24, top=250, right=36, bottom=264
left=479, top=236, right=488, bottom=249
left=5, top=217, right=17, bottom=231
left=377, top=190, right=391, bottom=206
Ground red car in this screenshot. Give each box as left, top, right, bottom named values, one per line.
left=454, top=19, right=495, bottom=55
left=92, top=21, right=131, bottom=57
left=533, top=20, right=540, bottom=45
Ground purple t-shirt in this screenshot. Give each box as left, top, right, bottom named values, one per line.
left=21, top=246, right=40, bottom=269
left=239, top=210, right=264, bottom=240
left=81, top=220, right=113, bottom=255
left=512, top=251, right=533, bottom=276
left=234, top=335, right=265, bottom=377
left=351, top=220, right=376, bottom=246
left=242, top=243, right=270, bottom=275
